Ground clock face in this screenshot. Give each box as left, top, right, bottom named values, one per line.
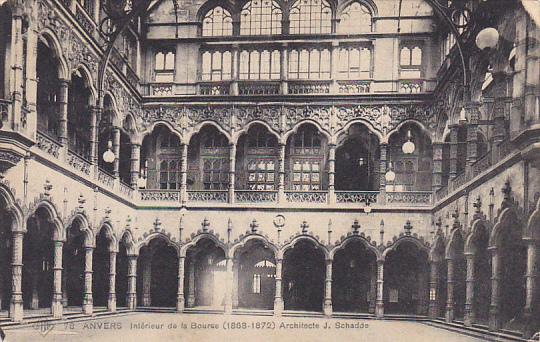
left=273, top=214, right=285, bottom=227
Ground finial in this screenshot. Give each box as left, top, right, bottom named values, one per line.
left=77, top=194, right=86, bottom=210
left=153, top=217, right=161, bottom=231
left=44, top=179, right=53, bottom=196
left=502, top=179, right=512, bottom=200
left=250, top=219, right=258, bottom=233
left=404, top=220, right=413, bottom=236
left=473, top=195, right=482, bottom=214
left=202, top=217, right=210, bottom=232
left=352, top=219, right=361, bottom=235
left=300, top=221, right=309, bottom=234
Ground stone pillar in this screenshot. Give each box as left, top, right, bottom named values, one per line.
left=379, top=143, right=387, bottom=203
left=180, top=144, right=188, bottom=204
left=445, top=258, right=455, bottom=322
left=230, top=45, right=239, bottom=96
left=491, top=72, right=508, bottom=155
left=8, top=12, right=23, bottom=131
left=62, top=267, right=68, bottom=306
left=129, top=144, right=140, bottom=188
left=417, top=267, right=428, bottom=315
left=232, top=263, right=239, bottom=308
left=323, top=259, right=333, bottom=316
left=52, top=240, right=64, bottom=318
left=112, top=127, right=121, bottom=178
left=58, top=80, right=69, bottom=146
left=176, top=256, right=185, bottom=312
left=83, top=246, right=94, bottom=315
left=489, top=248, right=501, bottom=331
left=432, top=142, right=444, bottom=192
left=108, top=251, right=117, bottom=312
left=376, top=260, right=384, bottom=318
left=277, top=143, right=286, bottom=203
left=327, top=144, right=336, bottom=204
left=523, top=241, right=538, bottom=338
left=369, top=262, right=376, bottom=314
left=330, top=41, right=339, bottom=93
left=224, top=258, right=234, bottom=314
left=274, top=258, right=284, bottom=316
left=9, top=231, right=24, bottom=322
left=280, top=44, right=288, bottom=94
left=428, top=261, right=439, bottom=318
left=127, top=256, right=137, bottom=310
left=141, top=257, right=151, bottom=307
left=89, top=106, right=100, bottom=166
left=228, top=144, right=236, bottom=204
left=187, top=261, right=196, bottom=307
left=465, top=103, right=480, bottom=171
left=449, top=125, right=459, bottom=180
left=464, top=253, right=475, bottom=326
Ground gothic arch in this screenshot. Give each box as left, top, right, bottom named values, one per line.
left=196, top=0, right=236, bottom=23
left=283, top=120, right=331, bottom=144
left=232, top=120, right=281, bottom=145
left=329, top=234, right=381, bottom=261
left=386, top=119, right=433, bottom=144
left=279, top=234, right=329, bottom=260
left=525, top=197, right=540, bottom=241
left=0, top=183, right=23, bottom=233
left=96, top=221, right=118, bottom=252
left=464, top=218, right=491, bottom=255
left=334, top=119, right=383, bottom=146
left=38, top=29, right=69, bottom=81
left=187, top=121, right=232, bottom=145
left=72, top=65, right=98, bottom=105
left=445, top=227, right=465, bottom=260
left=103, top=92, right=122, bottom=127
left=118, top=229, right=137, bottom=255
left=180, top=231, right=227, bottom=257
left=229, top=233, right=279, bottom=260
left=489, top=206, right=523, bottom=248
left=141, top=121, right=183, bottom=143
left=137, top=232, right=180, bottom=256
left=66, top=212, right=95, bottom=247
left=382, top=235, right=430, bottom=260
left=429, top=233, right=446, bottom=263
left=336, top=0, right=377, bottom=17
left=26, top=199, right=64, bottom=241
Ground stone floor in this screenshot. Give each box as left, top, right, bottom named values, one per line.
left=2, top=313, right=494, bottom=342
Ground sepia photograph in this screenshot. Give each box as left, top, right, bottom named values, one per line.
left=0, top=0, right=539, bottom=340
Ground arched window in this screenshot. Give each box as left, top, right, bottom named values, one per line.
left=0, top=3, right=11, bottom=99
left=67, top=71, right=92, bottom=159
left=289, top=0, right=332, bottom=34
left=338, top=2, right=372, bottom=34
left=288, top=125, right=325, bottom=191
left=240, top=0, right=282, bottom=35
left=36, top=39, right=61, bottom=139
left=202, top=6, right=233, bottom=36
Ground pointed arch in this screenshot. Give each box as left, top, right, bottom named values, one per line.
left=28, top=199, right=65, bottom=241
left=525, top=197, right=540, bottom=241
left=429, top=233, right=446, bottom=263
left=66, top=212, right=94, bottom=247
left=96, top=220, right=118, bottom=252
left=464, top=218, right=491, bottom=255
left=229, top=233, right=278, bottom=260
left=37, top=29, right=69, bottom=80
left=330, top=234, right=381, bottom=261
left=445, top=228, right=465, bottom=259
left=283, top=120, right=331, bottom=143
left=137, top=231, right=180, bottom=256
left=119, top=229, right=137, bottom=255
left=334, top=119, right=384, bottom=145
left=180, top=231, right=227, bottom=257
left=72, top=65, right=97, bottom=105
left=489, top=206, right=523, bottom=247
left=382, top=235, right=430, bottom=259
left=232, top=120, right=281, bottom=145
left=187, top=121, right=232, bottom=145
left=0, top=183, right=23, bottom=233
left=279, top=234, right=329, bottom=260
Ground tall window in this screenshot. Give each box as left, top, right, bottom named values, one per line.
left=67, top=71, right=92, bottom=159
left=159, top=132, right=181, bottom=189
left=252, top=274, right=261, bottom=294
left=240, top=0, right=282, bottom=35
left=201, top=51, right=232, bottom=81
left=202, top=7, right=233, bottom=36
left=240, top=50, right=281, bottom=80
left=400, top=44, right=423, bottom=78
left=288, top=48, right=331, bottom=79
left=201, top=131, right=229, bottom=190
left=290, top=0, right=332, bottom=34
left=338, top=2, right=372, bottom=34
left=338, top=46, right=371, bottom=79
left=154, top=49, right=175, bottom=82
left=36, top=40, right=61, bottom=139
left=245, top=127, right=278, bottom=190
left=289, top=125, right=323, bottom=191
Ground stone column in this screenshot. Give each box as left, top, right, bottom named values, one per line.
left=280, top=44, right=288, bottom=94
left=465, top=103, right=480, bottom=171
left=176, top=256, right=185, bottom=312
left=277, top=143, right=286, bottom=203
left=417, top=267, right=428, bottom=315
left=187, top=261, right=196, bottom=307
left=327, top=144, right=336, bottom=204
left=108, top=251, right=117, bottom=312
left=232, top=263, right=239, bottom=308
left=274, top=258, right=284, bottom=316
left=9, top=231, right=24, bottom=322
left=230, top=45, right=239, bottom=96
left=449, top=125, right=459, bottom=180
left=376, top=260, right=384, bottom=318
left=52, top=240, right=64, bottom=318
left=141, top=257, right=151, bottom=307
left=129, top=144, right=140, bottom=188
left=445, top=258, right=455, bottom=322
left=464, top=253, right=475, bottom=326
left=428, top=261, right=439, bottom=318
left=180, top=144, right=188, bottom=204
left=127, top=255, right=137, bottom=310
left=89, top=106, right=100, bottom=166
left=62, top=267, right=68, bottom=306
left=83, top=246, right=94, bottom=315
left=8, top=12, right=23, bottom=131
left=523, top=241, right=538, bottom=338
left=330, top=41, right=339, bottom=93
left=432, top=142, right=444, bottom=192
left=489, top=248, right=500, bottom=331
left=224, top=258, right=234, bottom=314
left=112, top=127, right=121, bottom=178
left=323, top=259, right=333, bottom=316
left=379, top=143, right=387, bottom=203
left=228, top=144, right=236, bottom=204
left=369, top=262, right=376, bottom=314
left=58, top=80, right=69, bottom=146
left=491, top=72, right=508, bottom=158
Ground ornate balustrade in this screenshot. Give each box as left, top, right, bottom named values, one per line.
left=187, top=190, right=228, bottom=203
left=235, top=190, right=277, bottom=203
left=140, top=190, right=181, bottom=202
left=435, top=186, right=448, bottom=202
left=285, top=191, right=328, bottom=203
left=399, top=80, right=423, bottom=93
left=119, top=181, right=134, bottom=198
left=387, top=191, right=432, bottom=205
left=36, top=132, right=62, bottom=159
left=335, top=191, right=378, bottom=204
left=66, top=150, right=91, bottom=175
left=497, top=139, right=512, bottom=161
left=288, top=81, right=331, bottom=95
left=199, top=82, right=230, bottom=96
left=74, top=2, right=95, bottom=34
left=238, top=82, right=280, bottom=95
left=451, top=172, right=466, bottom=191
left=97, top=169, right=115, bottom=189
left=337, top=80, right=371, bottom=94
left=472, top=152, right=492, bottom=178
left=0, top=99, right=10, bottom=126
left=150, top=83, right=174, bottom=97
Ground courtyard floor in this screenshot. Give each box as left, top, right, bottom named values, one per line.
left=3, top=312, right=492, bottom=342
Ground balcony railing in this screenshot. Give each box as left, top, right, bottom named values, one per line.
left=187, top=190, right=229, bottom=203
left=335, top=191, right=378, bottom=204
left=119, top=181, right=134, bottom=199
left=472, top=152, right=492, bottom=178
left=235, top=190, right=277, bottom=203
left=199, top=82, right=230, bottom=96
left=66, top=150, right=91, bottom=175
left=149, top=83, right=174, bottom=97
left=285, top=191, right=328, bottom=203
left=288, top=80, right=332, bottom=95
left=337, top=80, right=371, bottom=94
left=238, top=81, right=280, bottom=95
left=140, top=189, right=181, bottom=202
left=386, top=191, right=432, bottom=205
left=36, top=132, right=62, bottom=159
left=97, top=169, right=115, bottom=189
